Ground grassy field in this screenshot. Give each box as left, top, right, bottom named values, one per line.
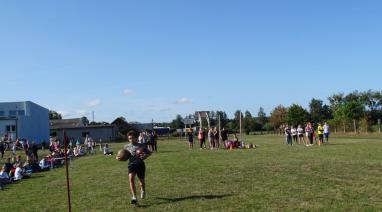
left=1, top=135, right=382, bottom=211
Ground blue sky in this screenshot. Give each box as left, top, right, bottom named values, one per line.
left=1, top=0, right=381, bottom=122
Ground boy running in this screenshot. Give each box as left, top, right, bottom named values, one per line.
left=123, top=131, right=152, bottom=205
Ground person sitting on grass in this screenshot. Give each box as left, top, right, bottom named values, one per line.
left=75, top=146, right=85, bottom=157
left=23, top=156, right=41, bottom=173
left=103, top=144, right=113, bottom=155
left=13, top=155, right=23, bottom=168
left=3, top=157, right=13, bottom=174
left=14, top=163, right=31, bottom=181
left=226, top=134, right=240, bottom=150
left=0, top=167, right=12, bottom=189
left=39, top=157, right=51, bottom=171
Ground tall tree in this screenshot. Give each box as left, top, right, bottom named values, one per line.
left=269, top=105, right=288, bottom=132
left=171, top=114, right=185, bottom=129
left=257, top=107, right=267, bottom=127
left=233, top=110, right=244, bottom=131
left=49, top=110, right=62, bottom=120
left=216, top=111, right=229, bottom=128
left=286, top=104, right=309, bottom=127
left=309, top=98, right=332, bottom=123
left=111, top=117, right=134, bottom=135
left=343, top=101, right=365, bottom=133
left=243, top=111, right=254, bottom=135
left=328, top=93, right=345, bottom=109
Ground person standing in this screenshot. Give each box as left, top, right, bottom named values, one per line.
left=213, top=127, right=220, bottom=149
left=198, top=129, right=206, bottom=150
left=317, top=123, right=324, bottom=146
left=31, top=141, right=39, bottom=161
left=324, top=122, right=330, bottom=143
left=291, top=126, right=298, bottom=144
left=12, top=139, right=17, bottom=156
left=208, top=128, right=214, bottom=150
left=306, top=123, right=314, bottom=146
left=221, top=128, right=228, bottom=149
left=23, top=140, right=30, bottom=156
left=152, top=131, right=158, bottom=152
left=187, top=129, right=194, bottom=150
left=285, top=125, right=292, bottom=146
left=297, top=125, right=305, bottom=145
left=0, top=141, right=5, bottom=158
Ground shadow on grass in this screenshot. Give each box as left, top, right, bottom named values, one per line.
left=155, top=194, right=233, bottom=204
left=155, top=150, right=184, bottom=154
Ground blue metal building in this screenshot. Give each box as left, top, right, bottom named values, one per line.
left=0, top=101, right=49, bottom=143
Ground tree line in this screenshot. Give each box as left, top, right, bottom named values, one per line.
left=170, top=90, right=382, bottom=134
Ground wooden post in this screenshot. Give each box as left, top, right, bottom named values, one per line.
left=198, top=113, right=202, bottom=131
left=239, top=111, right=242, bottom=141
left=63, top=131, right=72, bottom=212
left=206, top=112, right=211, bottom=130
left=218, top=115, right=221, bottom=147
left=379, top=119, right=381, bottom=133
left=353, top=119, right=356, bottom=134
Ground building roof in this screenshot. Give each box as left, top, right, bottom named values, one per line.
left=0, top=117, right=17, bottom=120
left=50, top=118, right=116, bottom=130
left=51, top=125, right=116, bottom=131
left=50, top=118, right=84, bottom=129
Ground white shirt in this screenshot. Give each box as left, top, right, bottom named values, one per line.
left=291, top=128, right=297, bottom=136
left=15, top=167, right=24, bottom=180
left=103, top=147, right=110, bottom=155
left=297, top=127, right=304, bottom=135
left=324, top=124, right=330, bottom=134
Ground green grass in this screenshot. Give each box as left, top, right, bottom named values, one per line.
left=1, top=135, right=382, bottom=211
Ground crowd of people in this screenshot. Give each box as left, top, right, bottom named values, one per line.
left=187, top=128, right=256, bottom=150
left=0, top=135, right=116, bottom=190
left=284, top=122, right=330, bottom=146
left=138, top=131, right=158, bottom=152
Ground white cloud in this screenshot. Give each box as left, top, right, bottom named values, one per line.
left=86, top=99, right=101, bottom=108
left=176, top=97, right=192, bottom=104
left=123, top=89, right=133, bottom=96
left=76, top=110, right=90, bottom=116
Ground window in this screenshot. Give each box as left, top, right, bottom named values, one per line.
left=17, top=110, right=25, bottom=116
left=9, top=110, right=17, bottom=116
left=0, top=111, right=4, bottom=116
left=6, top=125, right=16, bottom=132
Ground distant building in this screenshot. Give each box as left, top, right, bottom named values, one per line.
left=50, top=118, right=117, bottom=142
left=0, top=101, right=50, bottom=143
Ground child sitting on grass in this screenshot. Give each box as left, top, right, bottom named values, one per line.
left=103, top=144, right=113, bottom=155
left=14, top=163, right=31, bottom=181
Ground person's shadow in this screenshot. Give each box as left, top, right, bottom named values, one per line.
left=154, top=194, right=233, bottom=205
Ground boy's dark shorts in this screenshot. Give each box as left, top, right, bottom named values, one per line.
left=128, top=163, right=146, bottom=179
